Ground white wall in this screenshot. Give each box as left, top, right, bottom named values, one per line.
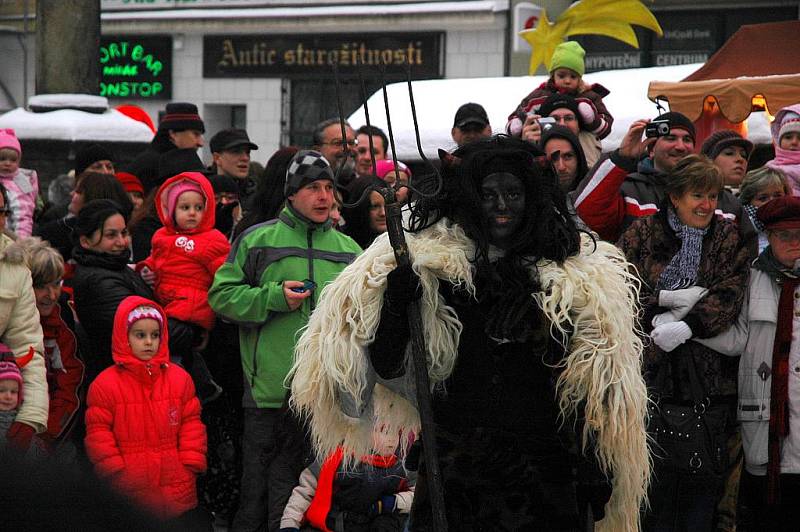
left=445, top=28, right=506, bottom=78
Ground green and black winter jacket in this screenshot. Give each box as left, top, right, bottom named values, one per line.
left=209, top=205, right=361, bottom=408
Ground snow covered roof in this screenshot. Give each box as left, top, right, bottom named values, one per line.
left=101, top=1, right=508, bottom=20
left=28, top=94, right=109, bottom=114
left=0, top=107, right=154, bottom=143
left=348, top=63, right=774, bottom=162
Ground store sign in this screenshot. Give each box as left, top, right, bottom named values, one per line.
left=99, top=36, right=172, bottom=99
left=203, top=33, right=443, bottom=79
left=584, top=52, right=643, bottom=72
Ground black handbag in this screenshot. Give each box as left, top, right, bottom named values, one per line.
left=647, top=352, right=730, bottom=476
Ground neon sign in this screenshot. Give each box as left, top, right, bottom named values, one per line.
left=100, top=35, right=172, bottom=99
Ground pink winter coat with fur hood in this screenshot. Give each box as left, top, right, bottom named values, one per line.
left=138, top=172, right=230, bottom=330
left=767, top=103, right=800, bottom=196
left=85, top=296, right=207, bottom=520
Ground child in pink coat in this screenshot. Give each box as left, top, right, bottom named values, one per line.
left=0, top=129, right=38, bottom=237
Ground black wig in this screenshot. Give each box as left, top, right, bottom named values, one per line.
left=409, top=135, right=581, bottom=266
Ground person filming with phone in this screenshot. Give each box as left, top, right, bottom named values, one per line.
left=208, top=149, right=361, bottom=531
left=573, top=111, right=751, bottom=244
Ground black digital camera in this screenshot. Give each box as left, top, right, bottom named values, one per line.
left=645, top=118, right=671, bottom=138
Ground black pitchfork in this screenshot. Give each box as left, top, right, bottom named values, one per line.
left=331, top=59, right=448, bottom=532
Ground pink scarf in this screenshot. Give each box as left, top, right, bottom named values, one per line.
left=768, top=148, right=800, bottom=196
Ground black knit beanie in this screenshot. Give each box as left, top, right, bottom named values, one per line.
left=75, top=143, right=114, bottom=175
left=158, top=102, right=205, bottom=133
left=657, top=111, right=696, bottom=141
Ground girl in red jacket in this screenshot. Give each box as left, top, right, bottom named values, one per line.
left=85, top=295, right=207, bottom=522
left=139, top=172, right=230, bottom=333
left=138, top=172, right=230, bottom=401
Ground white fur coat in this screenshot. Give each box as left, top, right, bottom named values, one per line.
left=290, top=219, right=650, bottom=531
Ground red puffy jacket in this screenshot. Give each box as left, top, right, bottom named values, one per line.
left=85, top=296, right=207, bottom=519
left=139, top=172, right=230, bottom=330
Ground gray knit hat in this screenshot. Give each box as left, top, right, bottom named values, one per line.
left=284, top=150, right=334, bottom=197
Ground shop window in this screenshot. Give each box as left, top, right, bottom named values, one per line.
left=231, top=105, right=246, bottom=130
left=285, top=78, right=383, bottom=148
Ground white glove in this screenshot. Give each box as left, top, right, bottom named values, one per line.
left=651, top=321, right=692, bottom=352
left=658, top=286, right=708, bottom=313
left=652, top=311, right=678, bottom=328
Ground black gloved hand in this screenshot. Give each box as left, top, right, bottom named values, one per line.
left=215, top=200, right=239, bottom=235
left=384, top=263, right=422, bottom=312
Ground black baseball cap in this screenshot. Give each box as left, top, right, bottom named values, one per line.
left=209, top=128, right=259, bottom=153
left=453, top=102, right=490, bottom=129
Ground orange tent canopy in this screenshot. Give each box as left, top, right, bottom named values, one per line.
left=647, top=20, right=800, bottom=123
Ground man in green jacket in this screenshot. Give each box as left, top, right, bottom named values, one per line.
left=209, top=150, right=361, bottom=531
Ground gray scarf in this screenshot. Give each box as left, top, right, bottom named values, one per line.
left=657, top=207, right=708, bottom=290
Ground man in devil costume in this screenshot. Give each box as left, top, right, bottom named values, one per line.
left=290, top=135, right=649, bottom=531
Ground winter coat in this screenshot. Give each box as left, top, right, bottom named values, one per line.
left=574, top=151, right=755, bottom=247
left=208, top=205, right=361, bottom=409
left=139, top=172, right=230, bottom=331
left=85, top=296, right=207, bottom=520
left=290, top=224, right=650, bottom=531
left=694, top=268, right=784, bottom=477
left=767, top=103, right=800, bottom=194
left=0, top=167, right=38, bottom=238
left=0, top=409, right=48, bottom=459
left=0, top=233, right=47, bottom=432
left=40, top=303, right=84, bottom=444
left=506, top=80, right=613, bottom=140
left=72, top=246, right=153, bottom=384
left=618, top=208, right=750, bottom=400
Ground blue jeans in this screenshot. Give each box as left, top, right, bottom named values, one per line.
left=232, top=407, right=281, bottom=532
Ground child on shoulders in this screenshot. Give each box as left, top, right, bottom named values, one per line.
left=506, top=41, right=613, bottom=141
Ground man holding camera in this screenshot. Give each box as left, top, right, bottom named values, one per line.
left=573, top=112, right=747, bottom=243
left=520, top=93, right=603, bottom=167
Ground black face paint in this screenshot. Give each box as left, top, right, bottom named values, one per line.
left=480, top=172, right=525, bottom=249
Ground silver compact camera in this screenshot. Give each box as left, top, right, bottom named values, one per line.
left=645, top=118, right=671, bottom=138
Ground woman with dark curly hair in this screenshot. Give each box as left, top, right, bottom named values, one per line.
left=291, top=135, right=651, bottom=531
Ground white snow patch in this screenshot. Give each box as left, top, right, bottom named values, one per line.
left=28, top=94, right=109, bottom=112
left=347, top=63, right=775, bottom=162
left=0, top=107, right=154, bottom=143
